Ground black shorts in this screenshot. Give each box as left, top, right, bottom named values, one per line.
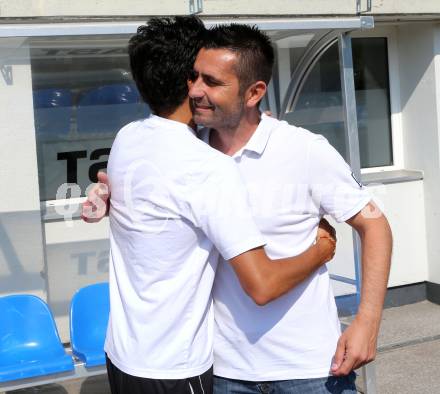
left=106, top=354, right=213, bottom=394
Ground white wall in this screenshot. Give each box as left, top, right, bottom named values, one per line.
left=0, top=0, right=355, bottom=17
left=372, top=181, right=429, bottom=286
left=397, top=23, right=440, bottom=285
left=371, top=1, right=440, bottom=15
left=328, top=180, right=428, bottom=297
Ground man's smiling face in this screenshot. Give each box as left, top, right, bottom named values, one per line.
left=188, top=48, right=245, bottom=131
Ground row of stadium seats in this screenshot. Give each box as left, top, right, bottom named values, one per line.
left=0, top=283, right=109, bottom=390
left=33, top=84, right=150, bottom=135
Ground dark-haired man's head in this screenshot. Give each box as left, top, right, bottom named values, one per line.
left=129, top=16, right=206, bottom=115
left=203, top=24, right=274, bottom=93
left=188, top=24, right=274, bottom=131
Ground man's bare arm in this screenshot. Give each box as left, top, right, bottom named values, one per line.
left=230, top=220, right=336, bottom=306
left=331, top=201, right=392, bottom=376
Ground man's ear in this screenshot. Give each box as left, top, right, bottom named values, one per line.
left=245, top=81, right=267, bottom=109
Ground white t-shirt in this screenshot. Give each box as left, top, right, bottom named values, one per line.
left=208, top=114, right=372, bottom=380
left=104, top=115, right=265, bottom=379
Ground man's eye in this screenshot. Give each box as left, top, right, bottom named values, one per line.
left=188, top=70, right=198, bottom=82
left=205, top=77, right=218, bottom=86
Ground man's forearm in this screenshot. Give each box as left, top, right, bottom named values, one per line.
left=330, top=204, right=392, bottom=376
left=230, top=238, right=334, bottom=305
left=264, top=242, right=333, bottom=303
left=356, top=213, right=393, bottom=323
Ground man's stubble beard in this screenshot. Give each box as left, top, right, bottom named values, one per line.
left=196, top=97, right=245, bottom=133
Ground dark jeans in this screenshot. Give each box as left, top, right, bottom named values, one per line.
left=213, top=372, right=357, bottom=394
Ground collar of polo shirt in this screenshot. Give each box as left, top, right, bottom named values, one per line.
left=233, top=113, right=277, bottom=157
left=149, top=114, right=197, bottom=136
left=200, top=113, right=277, bottom=157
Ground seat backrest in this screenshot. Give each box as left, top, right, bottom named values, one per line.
left=76, top=84, right=148, bottom=133
left=33, top=88, right=73, bottom=109
left=33, top=88, right=73, bottom=135
left=78, top=83, right=140, bottom=106
left=0, top=295, right=65, bottom=365
left=70, top=282, right=110, bottom=352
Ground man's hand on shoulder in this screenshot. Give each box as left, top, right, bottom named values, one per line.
left=81, top=171, right=110, bottom=223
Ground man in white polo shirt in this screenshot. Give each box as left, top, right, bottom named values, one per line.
left=188, top=24, right=392, bottom=393
left=82, top=17, right=337, bottom=394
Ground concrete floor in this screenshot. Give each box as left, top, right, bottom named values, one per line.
left=5, top=301, right=440, bottom=394
left=370, top=339, right=440, bottom=394
left=351, top=300, right=440, bottom=394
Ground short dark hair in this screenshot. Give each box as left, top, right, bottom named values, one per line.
left=203, top=24, right=274, bottom=91
left=128, top=16, right=206, bottom=114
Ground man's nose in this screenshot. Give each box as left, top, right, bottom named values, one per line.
left=188, top=77, right=204, bottom=99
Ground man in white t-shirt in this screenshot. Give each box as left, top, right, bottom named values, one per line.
left=82, top=17, right=337, bottom=394
left=188, top=24, right=392, bottom=393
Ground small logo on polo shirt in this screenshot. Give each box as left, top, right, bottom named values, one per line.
left=351, top=172, right=363, bottom=188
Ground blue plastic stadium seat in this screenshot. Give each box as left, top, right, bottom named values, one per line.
left=77, top=84, right=150, bottom=134
left=0, top=295, right=74, bottom=383
left=33, top=88, right=73, bottom=135
left=70, top=282, right=110, bottom=368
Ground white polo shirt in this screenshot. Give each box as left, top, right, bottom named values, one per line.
left=208, top=114, right=371, bottom=380
left=104, top=115, right=265, bottom=379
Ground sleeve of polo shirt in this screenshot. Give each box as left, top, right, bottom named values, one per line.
left=186, top=158, right=266, bottom=261
left=307, top=136, right=372, bottom=223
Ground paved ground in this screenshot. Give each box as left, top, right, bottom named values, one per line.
left=369, top=339, right=440, bottom=394
left=376, top=300, right=440, bottom=349
left=5, top=301, right=440, bottom=394
left=349, top=300, right=440, bottom=393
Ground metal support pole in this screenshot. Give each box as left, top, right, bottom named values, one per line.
left=362, top=361, right=378, bottom=394
left=189, top=0, right=203, bottom=14
left=357, top=0, right=373, bottom=14
left=338, top=32, right=362, bottom=298
left=338, top=32, right=377, bottom=394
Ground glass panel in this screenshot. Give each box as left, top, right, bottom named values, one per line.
left=0, top=37, right=49, bottom=303
left=354, top=38, right=393, bottom=168
left=285, top=43, right=347, bottom=157
left=272, top=31, right=317, bottom=73
left=29, top=35, right=150, bottom=201
left=265, top=30, right=320, bottom=115
left=284, top=37, right=393, bottom=168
